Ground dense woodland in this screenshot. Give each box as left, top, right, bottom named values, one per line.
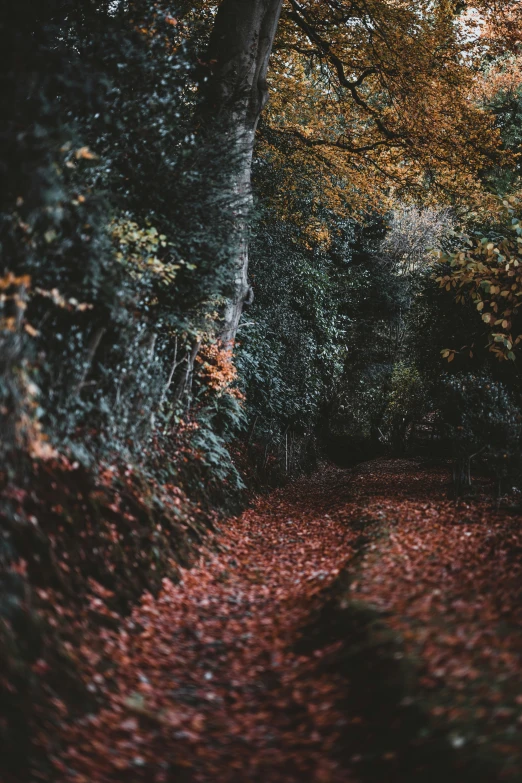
left=1, top=1, right=522, bottom=780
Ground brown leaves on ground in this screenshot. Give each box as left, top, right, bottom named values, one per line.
left=348, top=461, right=522, bottom=778
left=45, top=459, right=522, bottom=782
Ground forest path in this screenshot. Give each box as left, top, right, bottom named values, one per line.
left=55, top=459, right=522, bottom=782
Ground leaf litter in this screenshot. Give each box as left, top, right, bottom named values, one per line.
left=45, top=459, right=522, bottom=782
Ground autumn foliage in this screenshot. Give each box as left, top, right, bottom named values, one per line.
left=436, top=196, right=522, bottom=362
left=2, top=1, right=522, bottom=781
left=196, top=342, right=244, bottom=399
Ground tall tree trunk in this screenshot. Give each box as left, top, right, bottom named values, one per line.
left=202, top=0, right=283, bottom=345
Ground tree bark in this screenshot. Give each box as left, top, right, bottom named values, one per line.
left=173, top=338, right=202, bottom=407
left=202, top=0, right=283, bottom=345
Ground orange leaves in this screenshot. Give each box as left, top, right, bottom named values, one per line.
left=131, top=2, right=185, bottom=52
left=24, top=322, right=39, bottom=337
left=0, top=271, right=58, bottom=458
left=74, top=146, right=98, bottom=161
left=0, top=271, right=30, bottom=333
left=196, top=340, right=244, bottom=399
left=261, top=0, right=513, bottom=218
left=0, top=271, right=30, bottom=290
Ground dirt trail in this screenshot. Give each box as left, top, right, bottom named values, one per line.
left=50, top=460, right=522, bottom=782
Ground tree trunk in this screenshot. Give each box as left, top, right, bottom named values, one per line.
left=202, top=0, right=283, bottom=345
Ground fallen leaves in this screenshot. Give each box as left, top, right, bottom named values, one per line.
left=50, top=466, right=356, bottom=782
left=348, top=460, right=522, bottom=777
left=42, top=458, right=522, bottom=782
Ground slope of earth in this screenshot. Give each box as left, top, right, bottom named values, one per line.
left=41, top=459, right=522, bottom=783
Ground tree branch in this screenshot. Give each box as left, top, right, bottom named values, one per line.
left=287, top=0, right=404, bottom=142
left=268, top=125, right=404, bottom=154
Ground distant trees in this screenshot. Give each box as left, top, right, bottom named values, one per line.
left=381, top=207, right=454, bottom=277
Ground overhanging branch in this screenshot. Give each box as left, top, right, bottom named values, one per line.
left=287, top=0, right=403, bottom=142
left=269, top=125, right=405, bottom=155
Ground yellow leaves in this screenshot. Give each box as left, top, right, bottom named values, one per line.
left=110, top=217, right=178, bottom=286
left=441, top=349, right=456, bottom=362
left=303, top=221, right=332, bottom=251
left=437, top=195, right=522, bottom=361
left=260, top=0, right=509, bottom=217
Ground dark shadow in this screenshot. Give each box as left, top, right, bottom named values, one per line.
left=323, top=435, right=386, bottom=467
left=296, top=570, right=498, bottom=783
